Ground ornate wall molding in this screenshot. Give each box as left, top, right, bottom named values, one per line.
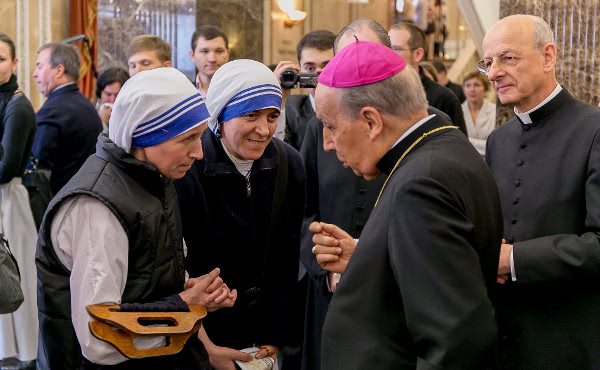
left=16, top=0, right=31, bottom=98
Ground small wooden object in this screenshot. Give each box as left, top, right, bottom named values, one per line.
left=86, top=304, right=207, bottom=359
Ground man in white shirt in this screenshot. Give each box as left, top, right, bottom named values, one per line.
left=188, top=25, right=230, bottom=99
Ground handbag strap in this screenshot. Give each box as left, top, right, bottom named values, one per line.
left=0, top=234, right=20, bottom=279
left=260, top=138, right=288, bottom=287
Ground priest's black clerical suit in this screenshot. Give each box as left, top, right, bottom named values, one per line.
left=486, top=88, right=600, bottom=369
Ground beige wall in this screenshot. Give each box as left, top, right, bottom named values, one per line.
left=2, top=0, right=69, bottom=111
left=267, top=0, right=392, bottom=65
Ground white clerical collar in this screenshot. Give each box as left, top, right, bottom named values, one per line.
left=309, top=94, right=315, bottom=111
left=514, top=83, right=562, bottom=124
left=391, top=114, right=436, bottom=149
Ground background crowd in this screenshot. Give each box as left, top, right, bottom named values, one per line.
left=0, top=8, right=599, bottom=370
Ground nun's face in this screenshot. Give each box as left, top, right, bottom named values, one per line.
left=221, top=108, right=280, bottom=160
left=138, top=124, right=204, bottom=179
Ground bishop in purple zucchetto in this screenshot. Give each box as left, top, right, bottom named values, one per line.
left=318, top=37, right=408, bottom=88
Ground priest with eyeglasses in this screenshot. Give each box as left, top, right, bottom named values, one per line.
left=483, top=14, right=600, bottom=370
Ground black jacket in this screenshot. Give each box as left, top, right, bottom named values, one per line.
left=445, top=80, right=466, bottom=103
left=322, top=115, right=502, bottom=369
left=420, top=68, right=467, bottom=136
left=32, top=83, right=102, bottom=194
left=0, top=92, right=36, bottom=183
left=486, top=88, right=600, bottom=369
left=299, top=116, right=385, bottom=370
left=175, top=130, right=306, bottom=350
left=285, top=94, right=315, bottom=151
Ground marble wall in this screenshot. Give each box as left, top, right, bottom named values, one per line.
left=97, top=0, right=264, bottom=79
left=97, top=0, right=197, bottom=79
left=196, top=0, right=264, bottom=62
left=1, top=0, right=69, bottom=110
left=97, top=0, right=392, bottom=72
left=497, top=0, right=600, bottom=125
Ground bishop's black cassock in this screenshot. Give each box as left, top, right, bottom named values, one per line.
left=322, top=114, right=503, bottom=369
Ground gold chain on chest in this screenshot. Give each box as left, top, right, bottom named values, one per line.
left=374, top=125, right=457, bottom=207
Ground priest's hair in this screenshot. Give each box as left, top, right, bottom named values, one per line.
left=504, top=14, right=554, bottom=46
left=339, top=66, right=428, bottom=121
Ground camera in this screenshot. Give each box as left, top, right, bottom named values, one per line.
left=280, top=68, right=319, bottom=89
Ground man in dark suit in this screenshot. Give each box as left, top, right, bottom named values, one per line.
left=432, top=59, right=466, bottom=103
left=483, top=15, right=600, bottom=369
left=32, top=42, right=102, bottom=195
left=389, top=22, right=467, bottom=135
left=310, top=34, right=502, bottom=369
left=283, top=30, right=335, bottom=150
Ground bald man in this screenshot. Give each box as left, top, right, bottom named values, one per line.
left=483, top=15, right=600, bottom=369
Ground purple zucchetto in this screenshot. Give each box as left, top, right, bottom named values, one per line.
left=318, top=37, right=408, bottom=88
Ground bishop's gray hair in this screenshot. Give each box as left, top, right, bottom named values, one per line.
left=333, top=18, right=391, bottom=55
left=338, top=66, right=428, bottom=121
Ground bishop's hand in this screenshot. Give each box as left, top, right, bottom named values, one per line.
left=309, top=222, right=356, bottom=274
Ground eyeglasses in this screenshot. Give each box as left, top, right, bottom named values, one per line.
left=392, top=46, right=417, bottom=52
left=477, top=44, right=545, bottom=75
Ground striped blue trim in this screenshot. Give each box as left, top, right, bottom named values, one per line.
left=134, top=93, right=204, bottom=135
left=226, top=84, right=282, bottom=105
left=131, top=102, right=210, bottom=148
left=218, top=92, right=282, bottom=124
left=227, top=87, right=282, bottom=107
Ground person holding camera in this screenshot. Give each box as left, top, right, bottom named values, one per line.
left=271, top=30, right=335, bottom=151
left=176, top=59, right=305, bottom=370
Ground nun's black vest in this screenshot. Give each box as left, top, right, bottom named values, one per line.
left=35, top=135, right=186, bottom=370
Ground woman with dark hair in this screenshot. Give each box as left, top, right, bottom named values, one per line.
left=461, top=71, right=496, bottom=156
left=0, top=32, right=38, bottom=369
left=95, top=67, right=129, bottom=133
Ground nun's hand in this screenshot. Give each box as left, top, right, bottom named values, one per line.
left=255, top=344, right=278, bottom=361
left=206, top=344, right=253, bottom=370
left=180, top=268, right=237, bottom=311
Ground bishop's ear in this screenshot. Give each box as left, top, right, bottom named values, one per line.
left=359, top=106, right=384, bottom=140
